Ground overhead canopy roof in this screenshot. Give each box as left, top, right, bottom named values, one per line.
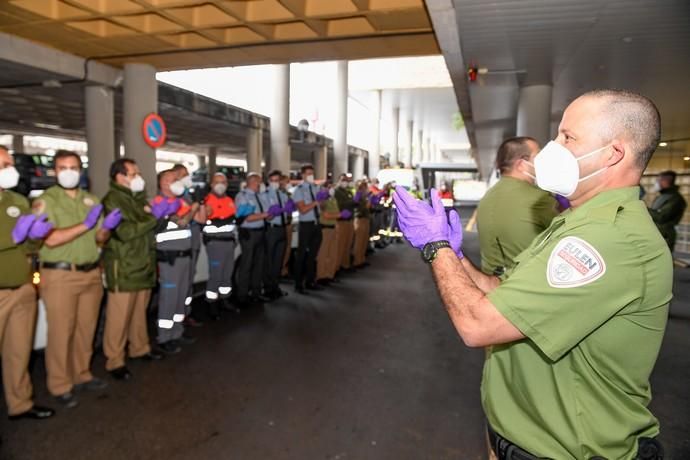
left=427, top=0, right=690, bottom=175
left=0, top=0, right=438, bottom=69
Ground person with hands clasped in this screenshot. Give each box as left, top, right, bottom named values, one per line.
left=394, top=90, right=669, bottom=460
left=315, top=180, right=350, bottom=285
left=33, top=150, right=121, bottom=409
left=0, top=146, right=55, bottom=421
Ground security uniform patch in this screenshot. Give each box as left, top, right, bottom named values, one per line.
left=6, top=206, right=20, bottom=218
left=546, top=236, right=606, bottom=288
left=83, top=197, right=95, bottom=207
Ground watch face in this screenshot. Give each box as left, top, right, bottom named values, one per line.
left=421, top=243, right=435, bottom=262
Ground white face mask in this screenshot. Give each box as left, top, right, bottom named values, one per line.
left=339, top=181, right=348, bottom=189
left=0, top=166, right=20, bottom=190
left=169, top=180, right=185, bottom=197
left=180, top=175, right=193, bottom=188
left=651, top=182, right=661, bottom=193
left=57, top=169, right=81, bottom=189
left=328, top=187, right=336, bottom=198
left=531, top=141, right=610, bottom=197
left=305, top=175, right=315, bottom=184
left=269, top=181, right=280, bottom=190
left=213, top=183, right=227, bottom=196
left=129, top=175, right=145, bottom=193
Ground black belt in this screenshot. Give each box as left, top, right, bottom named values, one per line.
left=42, top=261, right=100, bottom=272
left=204, top=235, right=235, bottom=242
left=242, top=227, right=265, bottom=232
left=156, top=249, right=192, bottom=259
left=300, top=221, right=318, bottom=225
left=320, top=224, right=335, bottom=229
left=267, top=223, right=284, bottom=228
left=337, top=218, right=353, bottom=222
left=488, top=425, right=539, bottom=460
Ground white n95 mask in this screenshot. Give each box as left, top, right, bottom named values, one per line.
left=180, top=175, right=193, bottom=188
left=169, top=180, right=185, bottom=197
left=57, top=169, right=81, bottom=189
left=213, top=183, right=227, bottom=196
left=533, top=141, right=610, bottom=197
left=129, top=175, right=146, bottom=193
left=0, top=166, right=20, bottom=190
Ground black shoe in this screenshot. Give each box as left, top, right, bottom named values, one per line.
left=177, top=334, right=197, bottom=345
left=159, top=341, right=182, bottom=354
left=252, top=294, right=272, bottom=303
left=54, top=392, right=78, bottom=409
left=9, top=405, right=55, bottom=421
left=109, top=367, right=132, bottom=381
left=184, top=317, right=204, bottom=328
left=266, top=289, right=288, bottom=300
left=133, top=350, right=164, bottom=361
left=354, top=262, right=371, bottom=269
left=295, top=286, right=309, bottom=295
left=222, top=300, right=241, bottom=314
left=74, top=377, right=108, bottom=392
left=305, top=283, right=323, bottom=291
left=316, top=278, right=331, bottom=286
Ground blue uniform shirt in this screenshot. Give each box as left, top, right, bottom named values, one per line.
left=235, top=189, right=268, bottom=229
left=263, top=187, right=289, bottom=226
left=292, top=182, right=320, bottom=223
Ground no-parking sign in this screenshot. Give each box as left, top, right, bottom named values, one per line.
left=142, top=113, right=167, bottom=149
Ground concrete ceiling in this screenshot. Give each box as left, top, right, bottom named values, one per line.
left=0, top=0, right=439, bottom=69
left=427, top=0, right=690, bottom=176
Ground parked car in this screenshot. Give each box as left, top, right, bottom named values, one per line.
left=12, top=153, right=56, bottom=196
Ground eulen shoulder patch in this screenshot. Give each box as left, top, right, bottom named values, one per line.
left=546, top=236, right=606, bottom=288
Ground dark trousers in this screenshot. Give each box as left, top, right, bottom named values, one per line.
left=294, top=222, right=322, bottom=288
left=236, top=228, right=265, bottom=300
left=263, top=226, right=286, bottom=294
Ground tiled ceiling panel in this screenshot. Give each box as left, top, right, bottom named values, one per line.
left=0, top=0, right=437, bottom=69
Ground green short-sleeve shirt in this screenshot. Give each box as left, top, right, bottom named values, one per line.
left=34, top=185, right=101, bottom=265
left=482, top=187, right=672, bottom=459
left=0, top=190, right=32, bottom=288
left=320, top=197, right=339, bottom=226
left=477, top=176, right=558, bottom=275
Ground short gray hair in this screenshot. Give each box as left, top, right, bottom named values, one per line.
left=582, top=89, right=660, bottom=170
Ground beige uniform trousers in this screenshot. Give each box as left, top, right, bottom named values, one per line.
left=103, top=289, right=152, bottom=371
left=353, top=217, right=371, bottom=267
left=281, top=223, right=293, bottom=277
left=336, top=220, right=354, bottom=269
left=40, top=268, right=103, bottom=396
left=316, top=227, right=339, bottom=280
left=0, top=283, right=36, bottom=415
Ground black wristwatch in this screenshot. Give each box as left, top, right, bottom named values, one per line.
left=421, top=240, right=451, bottom=263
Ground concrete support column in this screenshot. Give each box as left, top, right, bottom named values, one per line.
left=333, top=60, right=349, bottom=177
left=516, top=84, right=553, bottom=146
left=425, top=137, right=431, bottom=163
left=405, top=120, right=414, bottom=167
left=270, top=64, right=291, bottom=173
left=208, top=146, right=217, bottom=176
left=247, top=128, right=263, bottom=175
left=390, top=107, right=400, bottom=167
left=415, top=128, right=423, bottom=166
left=369, top=90, right=381, bottom=179
left=123, top=63, right=158, bottom=196
left=314, top=145, right=328, bottom=180
left=85, top=85, right=115, bottom=198
left=353, top=153, right=364, bottom=180
left=11, top=135, right=23, bottom=153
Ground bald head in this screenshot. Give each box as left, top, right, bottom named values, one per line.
left=580, top=90, right=661, bottom=170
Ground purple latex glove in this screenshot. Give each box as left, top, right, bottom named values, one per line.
left=166, top=199, right=181, bottom=215
left=267, top=204, right=282, bottom=218
left=83, top=204, right=103, bottom=230
left=392, top=186, right=449, bottom=249
left=353, top=191, right=362, bottom=203
left=339, top=209, right=353, bottom=220
left=283, top=199, right=296, bottom=214
left=11, top=214, right=35, bottom=244
left=151, top=200, right=169, bottom=220
left=102, top=209, right=123, bottom=231
left=315, top=189, right=329, bottom=202
left=448, top=209, right=464, bottom=259
left=28, top=214, right=54, bottom=240
left=555, top=194, right=571, bottom=210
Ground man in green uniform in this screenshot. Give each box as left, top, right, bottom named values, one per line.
left=0, top=146, right=55, bottom=421
left=477, top=137, right=558, bottom=276
left=34, top=150, right=122, bottom=408
left=649, top=170, right=687, bottom=251
left=334, top=173, right=355, bottom=271
left=102, top=158, right=165, bottom=382
left=395, top=89, right=669, bottom=459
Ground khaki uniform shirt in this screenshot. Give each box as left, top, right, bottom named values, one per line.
left=33, top=185, right=101, bottom=265
left=0, top=190, right=32, bottom=288
left=477, top=177, right=558, bottom=275
left=482, top=187, right=672, bottom=459
left=320, top=197, right=339, bottom=226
